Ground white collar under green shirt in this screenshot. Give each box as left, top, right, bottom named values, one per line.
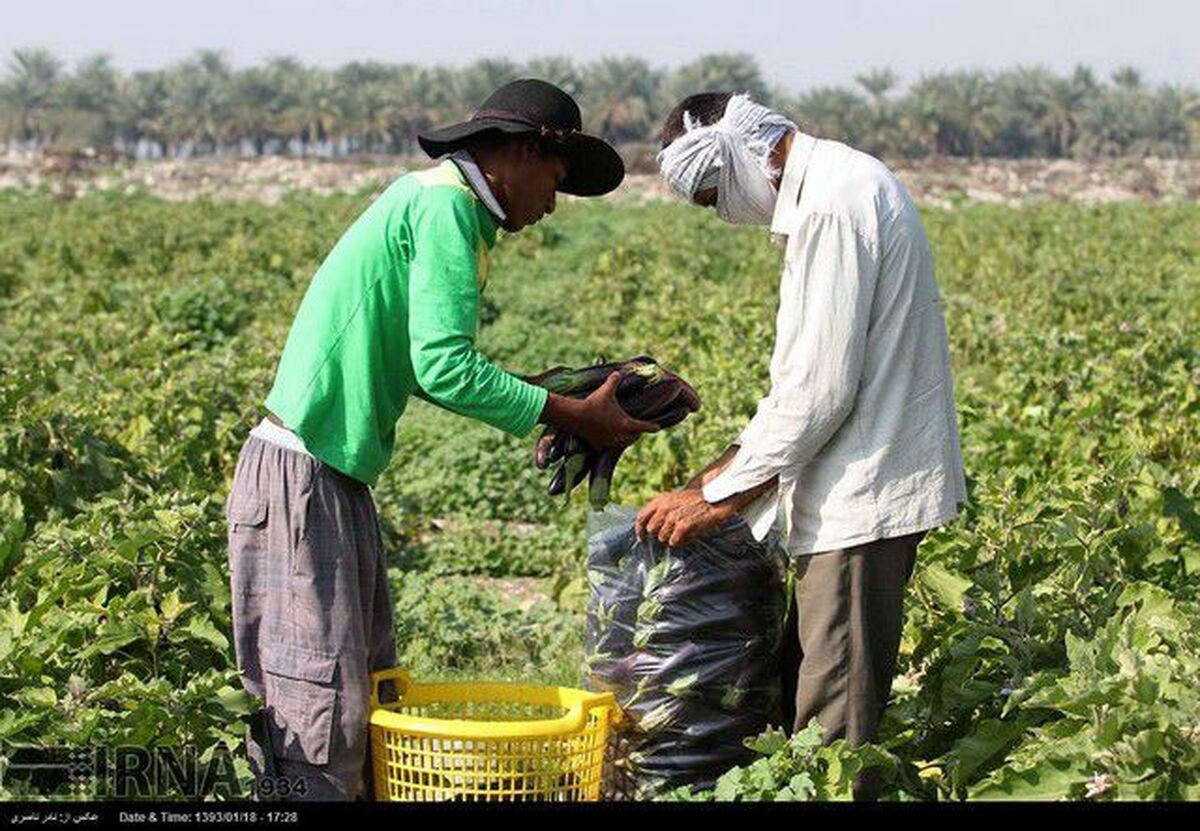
left=449, top=149, right=507, bottom=223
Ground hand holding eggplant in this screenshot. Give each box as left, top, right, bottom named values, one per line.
left=528, top=356, right=703, bottom=508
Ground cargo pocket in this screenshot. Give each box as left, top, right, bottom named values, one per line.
left=229, top=496, right=267, bottom=531
left=261, top=642, right=339, bottom=766
left=228, top=495, right=269, bottom=598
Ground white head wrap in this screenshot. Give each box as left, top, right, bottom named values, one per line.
left=657, top=93, right=796, bottom=226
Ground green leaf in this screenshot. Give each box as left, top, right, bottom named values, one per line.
left=713, top=772, right=742, bottom=802
left=181, top=613, right=230, bottom=652
left=79, top=620, right=142, bottom=658
left=919, top=562, right=973, bottom=611
left=0, top=708, right=46, bottom=740
left=788, top=719, right=826, bottom=754
left=665, top=672, right=700, bottom=698
left=970, top=758, right=1088, bottom=801
left=952, top=717, right=1034, bottom=788
left=1130, top=729, right=1166, bottom=761
left=158, top=590, right=192, bottom=623
left=1162, top=486, right=1200, bottom=540
left=1, top=600, right=28, bottom=639
left=0, top=492, right=26, bottom=581
left=216, top=686, right=257, bottom=716
left=14, top=687, right=57, bottom=708
left=745, top=725, right=788, bottom=756
left=781, top=772, right=815, bottom=801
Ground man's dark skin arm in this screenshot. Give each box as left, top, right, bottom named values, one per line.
left=635, top=446, right=779, bottom=546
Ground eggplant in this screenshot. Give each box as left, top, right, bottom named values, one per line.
left=653, top=403, right=691, bottom=430
left=526, top=356, right=704, bottom=507
left=525, top=356, right=658, bottom=397
left=620, top=379, right=682, bottom=420
left=587, top=446, right=625, bottom=509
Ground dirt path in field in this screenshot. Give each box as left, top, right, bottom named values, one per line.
left=3, top=149, right=1198, bottom=205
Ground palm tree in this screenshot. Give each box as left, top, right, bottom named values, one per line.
left=381, top=64, right=451, bottom=154
left=407, top=65, right=461, bottom=152
left=581, top=56, right=658, bottom=144
left=336, top=60, right=406, bottom=153
left=1075, top=87, right=1139, bottom=158
left=1037, top=71, right=1096, bottom=157
left=794, top=86, right=872, bottom=146
left=453, top=58, right=520, bottom=117
left=1128, top=85, right=1195, bottom=158
left=1111, top=66, right=1143, bottom=92
left=524, top=56, right=582, bottom=98
left=115, top=69, right=169, bottom=157
left=2, top=48, right=64, bottom=147
left=61, top=53, right=121, bottom=148
left=259, top=56, right=307, bottom=152
left=225, top=66, right=277, bottom=155
left=854, top=67, right=899, bottom=156
left=661, top=53, right=768, bottom=111
left=906, top=70, right=999, bottom=157
left=855, top=68, right=897, bottom=103
left=989, top=66, right=1053, bottom=157
left=286, top=67, right=341, bottom=156
left=164, top=49, right=232, bottom=155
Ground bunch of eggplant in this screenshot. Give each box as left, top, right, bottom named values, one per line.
left=523, top=356, right=702, bottom=509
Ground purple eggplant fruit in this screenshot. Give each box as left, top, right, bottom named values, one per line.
left=587, top=446, right=625, bottom=509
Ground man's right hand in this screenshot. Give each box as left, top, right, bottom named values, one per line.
left=541, top=372, right=660, bottom=449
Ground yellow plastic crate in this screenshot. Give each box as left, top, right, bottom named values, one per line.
left=369, top=669, right=620, bottom=802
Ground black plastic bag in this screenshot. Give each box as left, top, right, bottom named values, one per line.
left=583, top=505, right=789, bottom=800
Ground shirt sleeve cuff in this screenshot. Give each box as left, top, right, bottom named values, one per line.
left=740, top=489, right=780, bottom=542
left=701, top=462, right=765, bottom=504
left=508, top=381, right=549, bottom=439
left=702, top=471, right=780, bottom=542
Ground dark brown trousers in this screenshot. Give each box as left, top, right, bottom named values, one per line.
left=778, top=531, right=924, bottom=798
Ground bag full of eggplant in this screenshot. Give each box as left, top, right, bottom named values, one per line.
left=582, top=505, right=789, bottom=800
left=523, top=356, right=702, bottom=509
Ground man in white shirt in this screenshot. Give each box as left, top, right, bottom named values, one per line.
left=636, top=92, right=967, bottom=796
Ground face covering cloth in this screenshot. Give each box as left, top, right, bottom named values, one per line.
left=657, top=93, right=797, bottom=226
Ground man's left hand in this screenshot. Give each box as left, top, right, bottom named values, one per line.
left=635, top=489, right=736, bottom=548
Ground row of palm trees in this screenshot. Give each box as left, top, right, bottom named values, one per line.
left=1, top=48, right=1196, bottom=160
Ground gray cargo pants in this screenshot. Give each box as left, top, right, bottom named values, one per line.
left=226, top=436, right=397, bottom=800
left=777, top=531, right=924, bottom=800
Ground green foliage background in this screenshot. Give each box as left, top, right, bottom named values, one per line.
left=0, top=187, right=1197, bottom=799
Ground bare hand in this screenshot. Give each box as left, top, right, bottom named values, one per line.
left=635, top=489, right=736, bottom=548
left=575, top=372, right=660, bottom=449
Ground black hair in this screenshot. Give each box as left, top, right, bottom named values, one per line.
left=659, top=91, right=734, bottom=149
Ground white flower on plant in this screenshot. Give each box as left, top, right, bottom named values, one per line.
left=1085, top=773, right=1112, bottom=799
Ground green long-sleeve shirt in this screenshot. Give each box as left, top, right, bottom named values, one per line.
left=265, top=160, right=548, bottom=486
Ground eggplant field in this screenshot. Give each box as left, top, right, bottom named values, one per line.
left=1, top=189, right=1198, bottom=800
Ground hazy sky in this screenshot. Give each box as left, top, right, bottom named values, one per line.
left=4, top=0, right=1196, bottom=91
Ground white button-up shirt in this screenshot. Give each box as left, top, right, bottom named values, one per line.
left=702, top=131, right=967, bottom=555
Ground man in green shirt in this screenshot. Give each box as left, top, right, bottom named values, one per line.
left=226, top=79, right=655, bottom=800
